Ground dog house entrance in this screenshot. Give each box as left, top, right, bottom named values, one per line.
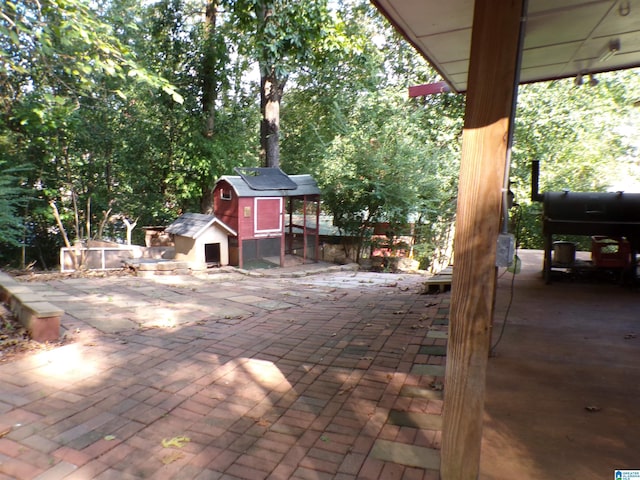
left=205, top=243, right=221, bottom=265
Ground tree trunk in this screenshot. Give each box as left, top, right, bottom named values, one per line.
left=200, top=184, right=214, bottom=214
left=256, top=0, right=286, bottom=168
left=123, top=217, right=138, bottom=246
left=260, top=71, right=285, bottom=168
left=199, top=0, right=218, bottom=212
left=86, top=196, right=91, bottom=241
left=97, top=208, right=112, bottom=240
left=60, top=144, right=83, bottom=240
left=50, top=200, right=78, bottom=270
left=202, top=0, right=218, bottom=138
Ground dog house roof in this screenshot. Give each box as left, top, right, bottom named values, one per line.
left=166, top=213, right=236, bottom=239
left=217, top=168, right=321, bottom=198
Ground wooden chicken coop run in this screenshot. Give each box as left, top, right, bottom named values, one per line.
left=212, top=167, right=321, bottom=269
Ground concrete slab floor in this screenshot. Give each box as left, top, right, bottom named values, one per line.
left=482, top=249, right=640, bottom=480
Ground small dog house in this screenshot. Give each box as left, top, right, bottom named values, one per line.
left=165, top=213, right=236, bottom=266
left=213, top=167, right=321, bottom=268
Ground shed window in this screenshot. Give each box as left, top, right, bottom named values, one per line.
left=254, top=197, right=282, bottom=234
left=220, top=188, right=232, bottom=200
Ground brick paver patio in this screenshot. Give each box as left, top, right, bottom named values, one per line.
left=0, top=267, right=446, bottom=479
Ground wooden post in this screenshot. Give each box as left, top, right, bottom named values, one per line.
left=440, top=1, right=525, bottom=479
left=315, top=196, right=320, bottom=262
left=280, top=199, right=286, bottom=267
left=288, top=198, right=294, bottom=255
left=302, top=196, right=308, bottom=263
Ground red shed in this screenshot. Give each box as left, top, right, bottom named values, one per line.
left=212, top=167, right=321, bottom=268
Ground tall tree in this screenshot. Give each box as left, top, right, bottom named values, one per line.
left=202, top=0, right=220, bottom=138
left=224, top=0, right=328, bottom=167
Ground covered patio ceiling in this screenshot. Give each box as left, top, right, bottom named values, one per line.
left=373, top=0, right=640, bottom=93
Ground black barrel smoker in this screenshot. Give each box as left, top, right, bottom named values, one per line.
left=531, top=161, right=640, bottom=282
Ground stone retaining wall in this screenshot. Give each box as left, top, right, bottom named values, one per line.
left=0, top=271, right=63, bottom=342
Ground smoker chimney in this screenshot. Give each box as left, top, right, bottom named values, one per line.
left=531, top=160, right=544, bottom=202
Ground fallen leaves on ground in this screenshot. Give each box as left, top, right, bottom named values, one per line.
left=252, top=417, right=271, bottom=427
left=161, top=451, right=185, bottom=465
left=0, top=306, right=70, bottom=363
left=11, top=268, right=135, bottom=283
left=161, top=436, right=191, bottom=448
left=430, top=381, right=444, bottom=391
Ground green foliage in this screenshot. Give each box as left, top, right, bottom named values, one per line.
left=1, top=0, right=639, bottom=271
left=313, top=88, right=462, bottom=262
left=224, top=0, right=329, bottom=78
left=281, top=1, right=465, bottom=267
left=510, top=72, right=640, bottom=249
left=0, top=0, right=261, bottom=265
left=0, top=161, right=29, bottom=247
left=0, top=0, right=182, bottom=105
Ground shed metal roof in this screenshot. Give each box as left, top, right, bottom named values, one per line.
left=166, top=213, right=237, bottom=239
left=234, top=167, right=299, bottom=190
left=217, top=173, right=321, bottom=198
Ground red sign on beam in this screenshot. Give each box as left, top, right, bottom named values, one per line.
left=408, top=81, right=451, bottom=97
